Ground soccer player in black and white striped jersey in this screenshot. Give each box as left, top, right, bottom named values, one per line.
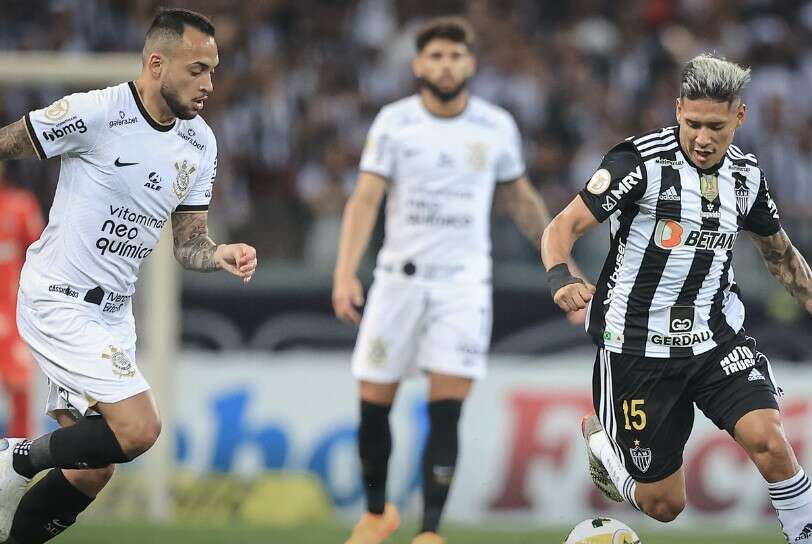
left=542, top=54, right=812, bottom=541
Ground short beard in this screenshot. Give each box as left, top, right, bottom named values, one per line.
left=417, top=77, right=467, bottom=103
left=160, top=81, right=196, bottom=120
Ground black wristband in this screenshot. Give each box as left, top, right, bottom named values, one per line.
left=546, top=263, right=584, bottom=297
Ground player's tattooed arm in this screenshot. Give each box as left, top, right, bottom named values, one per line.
left=171, top=211, right=220, bottom=272
left=0, top=118, right=37, bottom=160
left=753, top=229, right=812, bottom=312
left=494, top=175, right=551, bottom=244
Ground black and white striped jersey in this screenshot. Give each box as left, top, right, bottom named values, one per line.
left=579, top=126, right=781, bottom=358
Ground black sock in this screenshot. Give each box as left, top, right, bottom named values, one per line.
left=9, top=468, right=94, bottom=543
left=12, top=416, right=129, bottom=479
left=359, top=400, right=392, bottom=515
left=421, top=399, right=462, bottom=534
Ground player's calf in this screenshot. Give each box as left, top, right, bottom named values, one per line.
left=9, top=467, right=105, bottom=544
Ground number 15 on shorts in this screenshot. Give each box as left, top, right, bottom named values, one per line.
left=622, top=399, right=647, bottom=431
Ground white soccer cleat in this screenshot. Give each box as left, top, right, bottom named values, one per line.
left=581, top=415, right=624, bottom=503
left=0, top=438, right=31, bottom=541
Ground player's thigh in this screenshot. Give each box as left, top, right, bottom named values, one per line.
left=592, top=348, right=694, bottom=483
left=693, top=335, right=780, bottom=436
left=359, top=380, right=400, bottom=405
left=428, top=371, right=472, bottom=402
left=418, top=283, right=491, bottom=380
left=352, top=276, right=427, bottom=383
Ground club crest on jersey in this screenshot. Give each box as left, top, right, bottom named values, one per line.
left=102, top=345, right=135, bottom=378
left=173, top=160, right=196, bottom=199
left=630, top=440, right=652, bottom=473
left=700, top=174, right=719, bottom=202
left=733, top=173, right=749, bottom=215
left=467, top=142, right=488, bottom=171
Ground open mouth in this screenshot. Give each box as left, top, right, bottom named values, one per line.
left=192, top=97, right=207, bottom=111
left=694, top=149, right=713, bottom=162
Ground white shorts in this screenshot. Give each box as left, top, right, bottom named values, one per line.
left=352, top=273, right=492, bottom=383
left=16, top=289, right=150, bottom=420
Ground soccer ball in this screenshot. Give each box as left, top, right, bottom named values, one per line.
left=563, top=517, right=641, bottom=544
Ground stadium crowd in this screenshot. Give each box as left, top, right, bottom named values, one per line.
left=2, top=0, right=812, bottom=270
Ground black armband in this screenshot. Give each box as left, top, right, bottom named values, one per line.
left=546, top=263, right=584, bottom=296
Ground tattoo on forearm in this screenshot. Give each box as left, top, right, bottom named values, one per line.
left=755, top=229, right=812, bottom=308
left=0, top=119, right=37, bottom=160
left=172, top=212, right=220, bottom=272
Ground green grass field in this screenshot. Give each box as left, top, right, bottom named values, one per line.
left=52, top=522, right=785, bottom=543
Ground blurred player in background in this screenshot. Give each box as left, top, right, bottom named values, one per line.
left=0, top=161, right=44, bottom=438
left=0, top=8, right=257, bottom=543
left=542, top=54, right=812, bottom=542
left=333, top=17, right=561, bottom=544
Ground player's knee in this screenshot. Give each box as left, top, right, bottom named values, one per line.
left=119, top=417, right=162, bottom=458
left=646, top=496, right=685, bottom=523
left=745, top=430, right=792, bottom=463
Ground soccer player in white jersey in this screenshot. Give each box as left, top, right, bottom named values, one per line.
left=0, top=9, right=257, bottom=543
left=333, top=17, right=560, bottom=544
left=542, top=54, right=812, bottom=542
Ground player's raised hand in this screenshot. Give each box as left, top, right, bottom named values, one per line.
left=554, top=282, right=595, bottom=313
left=332, top=275, right=364, bottom=324
left=214, top=243, right=257, bottom=283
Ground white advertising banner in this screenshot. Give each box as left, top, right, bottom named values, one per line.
left=169, top=350, right=809, bottom=529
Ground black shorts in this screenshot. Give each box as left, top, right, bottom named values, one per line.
left=592, top=333, right=780, bottom=483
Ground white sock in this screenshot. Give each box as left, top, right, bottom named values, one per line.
left=769, top=469, right=812, bottom=541
left=589, top=429, right=640, bottom=510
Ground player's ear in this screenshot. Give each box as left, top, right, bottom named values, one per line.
left=147, top=53, right=165, bottom=79
left=411, top=55, right=422, bottom=79
left=736, top=102, right=747, bottom=128
left=467, top=52, right=477, bottom=77
left=675, top=98, right=682, bottom=123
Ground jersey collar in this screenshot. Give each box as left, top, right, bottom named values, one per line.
left=128, top=82, right=176, bottom=133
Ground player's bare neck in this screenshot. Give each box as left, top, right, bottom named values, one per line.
left=133, top=78, right=176, bottom=126
left=420, top=90, right=468, bottom=119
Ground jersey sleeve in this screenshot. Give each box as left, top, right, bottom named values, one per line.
left=359, top=109, right=396, bottom=179
left=24, top=90, right=107, bottom=160
left=495, top=114, right=525, bottom=182
left=578, top=142, right=647, bottom=222
left=743, top=170, right=781, bottom=236
left=178, top=129, right=217, bottom=211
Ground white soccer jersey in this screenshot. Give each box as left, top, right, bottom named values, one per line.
left=21, top=82, right=217, bottom=317
left=360, top=95, right=525, bottom=283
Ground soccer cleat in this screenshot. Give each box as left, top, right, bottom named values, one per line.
left=581, top=415, right=623, bottom=503
left=412, top=531, right=446, bottom=544
left=0, top=438, right=31, bottom=541
left=345, top=502, right=401, bottom=544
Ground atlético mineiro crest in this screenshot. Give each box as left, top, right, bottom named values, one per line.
left=630, top=440, right=652, bottom=473
left=174, top=159, right=196, bottom=199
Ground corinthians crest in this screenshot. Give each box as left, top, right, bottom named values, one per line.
left=173, top=159, right=196, bottom=199
left=102, top=345, right=135, bottom=378
left=630, top=440, right=652, bottom=473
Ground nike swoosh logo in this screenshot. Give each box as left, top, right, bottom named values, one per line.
left=114, top=158, right=138, bottom=167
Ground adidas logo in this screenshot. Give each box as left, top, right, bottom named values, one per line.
left=795, top=523, right=812, bottom=540
left=659, top=186, right=680, bottom=201
left=748, top=368, right=765, bottom=382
